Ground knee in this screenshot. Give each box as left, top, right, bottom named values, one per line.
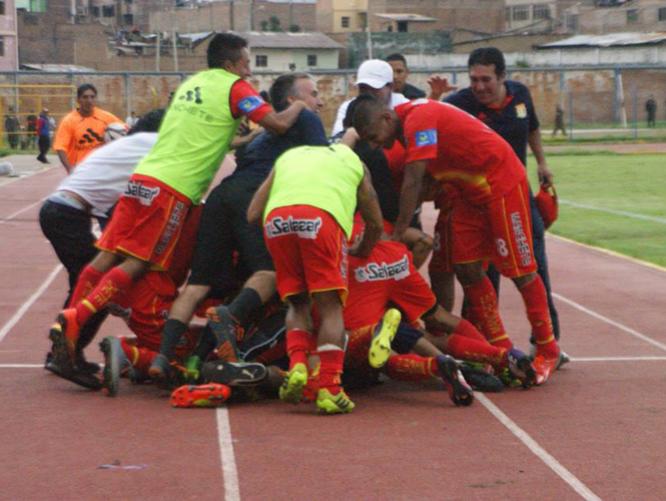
left=454, top=263, right=484, bottom=286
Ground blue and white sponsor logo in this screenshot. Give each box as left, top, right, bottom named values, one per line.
left=415, top=128, right=437, bottom=147
left=238, top=95, right=264, bottom=113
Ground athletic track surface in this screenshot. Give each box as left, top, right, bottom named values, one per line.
left=1, top=156, right=665, bottom=501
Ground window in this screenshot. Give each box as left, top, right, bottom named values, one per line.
left=512, top=6, right=530, bottom=21
left=397, top=21, right=408, bottom=32
left=123, top=13, right=133, bottom=25
left=533, top=5, right=550, bottom=20
left=102, top=5, right=115, bottom=17
left=91, top=6, right=100, bottom=16
left=0, top=36, right=4, bottom=57
left=0, top=2, right=5, bottom=15
left=307, top=54, right=317, bottom=67
left=341, top=16, right=350, bottom=28
left=659, top=7, right=666, bottom=21
left=626, top=9, right=638, bottom=23
left=505, top=7, right=511, bottom=23
left=255, top=54, right=267, bottom=67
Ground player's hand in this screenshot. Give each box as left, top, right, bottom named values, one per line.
left=428, top=76, right=457, bottom=101
left=538, top=164, right=554, bottom=188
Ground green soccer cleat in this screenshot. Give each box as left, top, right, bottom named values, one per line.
left=316, top=388, right=355, bottom=415
left=368, top=308, right=401, bottom=369
left=279, top=363, right=308, bottom=404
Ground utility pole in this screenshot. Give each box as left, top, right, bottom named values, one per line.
left=155, top=32, right=161, bottom=72
left=172, top=30, right=179, bottom=72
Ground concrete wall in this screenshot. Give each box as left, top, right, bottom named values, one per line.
left=251, top=48, right=339, bottom=72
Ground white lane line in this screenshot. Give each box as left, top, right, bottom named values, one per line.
left=559, top=199, right=666, bottom=225
left=553, top=292, right=666, bottom=353
left=216, top=407, right=241, bottom=501
left=0, top=165, right=54, bottom=188
left=0, top=364, right=43, bottom=368
left=571, top=356, right=666, bottom=362
left=0, top=264, right=63, bottom=344
left=0, top=197, right=45, bottom=224
left=476, top=393, right=602, bottom=501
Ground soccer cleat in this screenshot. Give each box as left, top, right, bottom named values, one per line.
left=170, top=383, right=231, bottom=408
left=368, top=308, right=401, bottom=369
left=75, top=351, right=101, bottom=374
left=533, top=354, right=559, bottom=385
left=557, top=350, right=571, bottom=370
left=459, top=363, right=504, bottom=393
left=44, top=334, right=102, bottom=390
left=57, top=308, right=81, bottom=363
left=184, top=355, right=202, bottom=383
left=206, top=306, right=242, bottom=363
left=436, top=355, right=474, bottom=406
left=100, top=336, right=132, bottom=397
left=148, top=353, right=176, bottom=388
left=316, top=388, right=355, bottom=414
left=507, top=348, right=537, bottom=389
left=200, top=361, right=267, bottom=387
left=279, top=363, right=308, bottom=404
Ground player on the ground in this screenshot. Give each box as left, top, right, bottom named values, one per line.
left=53, top=83, right=123, bottom=173
left=152, top=72, right=329, bottom=381
left=247, top=144, right=384, bottom=414
left=352, top=96, right=561, bottom=385
left=49, top=33, right=308, bottom=372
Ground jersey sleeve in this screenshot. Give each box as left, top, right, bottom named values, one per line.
left=230, top=80, right=273, bottom=123
left=403, top=109, right=439, bottom=164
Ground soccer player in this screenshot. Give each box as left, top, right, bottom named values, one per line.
left=444, top=47, right=564, bottom=364
left=49, top=33, right=308, bottom=372
left=41, top=110, right=164, bottom=384
left=352, top=95, right=561, bottom=385
left=247, top=144, right=383, bottom=414
left=53, top=83, right=123, bottom=173
left=153, top=72, right=329, bottom=380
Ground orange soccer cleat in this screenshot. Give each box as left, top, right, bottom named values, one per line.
left=170, top=383, right=232, bottom=408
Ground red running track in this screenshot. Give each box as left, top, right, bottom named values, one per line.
left=1, top=161, right=666, bottom=500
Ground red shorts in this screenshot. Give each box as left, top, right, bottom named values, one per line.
left=264, top=205, right=348, bottom=303
left=452, top=179, right=536, bottom=278
left=96, top=174, right=191, bottom=270
left=428, top=207, right=453, bottom=274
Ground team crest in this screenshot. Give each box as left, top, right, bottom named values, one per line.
left=515, top=103, right=527, bottom=119
left=415, top=129, right=437, bottom=147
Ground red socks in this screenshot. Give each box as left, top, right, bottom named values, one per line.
left=68, top=265, right=104, bottom=307
left=75, top=267, right=133, bottom=326
left=318, top=348, right=344, bottom=394
left=463, top=276, right=513, bottom=349
left=285, top=329, right=315, bottom=370
left=518, top=276, right=558, bottom=356
left=385, top=354, right=437, bottom=382
left=120, top=338, right=156, bottom=374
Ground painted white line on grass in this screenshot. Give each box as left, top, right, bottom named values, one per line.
left=216, top=407, right=241, bottom=501
left=0, top=197, right=45, bottom=224
left=476, top=393, right=602, bottom=501
left=0, top=264, right=63, bottom=344
left=0, top=364, right=43, bottom=368
left=571, top=356, right=666, bottom=362
left=553, top=292, right=666, bottom=353
left=559, top=199, right=666, bottom=225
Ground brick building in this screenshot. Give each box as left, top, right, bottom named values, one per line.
left=0, top=0, right=19, bottom=70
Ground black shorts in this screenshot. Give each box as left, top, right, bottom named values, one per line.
left=188, top=173, right=274, bottom=290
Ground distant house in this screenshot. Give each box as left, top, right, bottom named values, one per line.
left=238, top=31, right=342, bottom=71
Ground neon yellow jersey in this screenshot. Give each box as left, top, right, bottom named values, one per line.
left=134, top=69, right=241, bottom=203
left=264, top=145, right=364, bottom=238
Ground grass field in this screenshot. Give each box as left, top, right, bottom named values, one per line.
left=528, top=152, right=666, bottom=267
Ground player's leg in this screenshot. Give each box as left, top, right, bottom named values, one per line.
left=400, top=227, right=433, bottom=269
left=279, top=293, right=314, bottom=403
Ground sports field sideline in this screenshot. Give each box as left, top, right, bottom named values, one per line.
left=1, top=148, right=666, bottom=500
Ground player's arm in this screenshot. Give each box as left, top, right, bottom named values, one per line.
left=393, top=160, right=427, bottom=241
left=528, top=128, right=553, bottom=187
left=52, top=119, right=73, bottom=173
left=247, top=169, right=275, bottom=226
left=351, top=166, right=383, bottom=257
left=56, top=151, right=73, bottom=174
left=340, top=127, right=360, bottom=149
left=427, top=76, right=457, bottom=101
left=256, top=101, right=307, bottom=136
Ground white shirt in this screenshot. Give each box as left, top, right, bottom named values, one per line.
left=126, top=115, right=139, bottom=128
left=55, top=133, right=158, bottom=218
left=331, top=92, right=410, bottom=137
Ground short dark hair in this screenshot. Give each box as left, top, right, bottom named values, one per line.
left=129, top=108, right=165, bottom=134
left=77, top=83, right=97, bottom=98
left=386, top=53, right=407, bottom=66
left=207, top=33, right=248, bottom=69
left=468, top=47, right=506, bottom=77
left=351, top=94, right=386, bottom=135
left=269, top=73, right=311, bottom=112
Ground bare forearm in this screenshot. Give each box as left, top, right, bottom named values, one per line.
left=57, top=150, right=72, bottom=173
left=528, top=129, right=546, bottom=167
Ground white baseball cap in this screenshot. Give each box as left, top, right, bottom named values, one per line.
left=355, top=59, right=393, bottom=89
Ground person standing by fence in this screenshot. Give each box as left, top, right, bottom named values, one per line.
left=36, top=108, right=52, bottom=163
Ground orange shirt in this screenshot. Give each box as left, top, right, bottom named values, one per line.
left=53, top=107, right=122, bottom=168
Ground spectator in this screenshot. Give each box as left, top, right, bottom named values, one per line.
left=552, top=104, right=566, bottom=137
left=4, top=108, right=19, bottom=149
left=125, top=110, right=139, bottom=128
left=53, top=83, right=123, bottom=173
left=36, top=108, right=52, bottom=163
left=386, top=53, right=455, bottom=102
left=26, top=112, right=38, bottom=149
left=646, top=96, right=657, bottom=128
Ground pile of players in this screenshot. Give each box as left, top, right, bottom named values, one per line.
left=42, top=33, right=565, bottom=415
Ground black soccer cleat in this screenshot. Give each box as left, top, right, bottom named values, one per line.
left=436, top=355, right=474, bottom=407
left=200, top=361, right=268, bottom=387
